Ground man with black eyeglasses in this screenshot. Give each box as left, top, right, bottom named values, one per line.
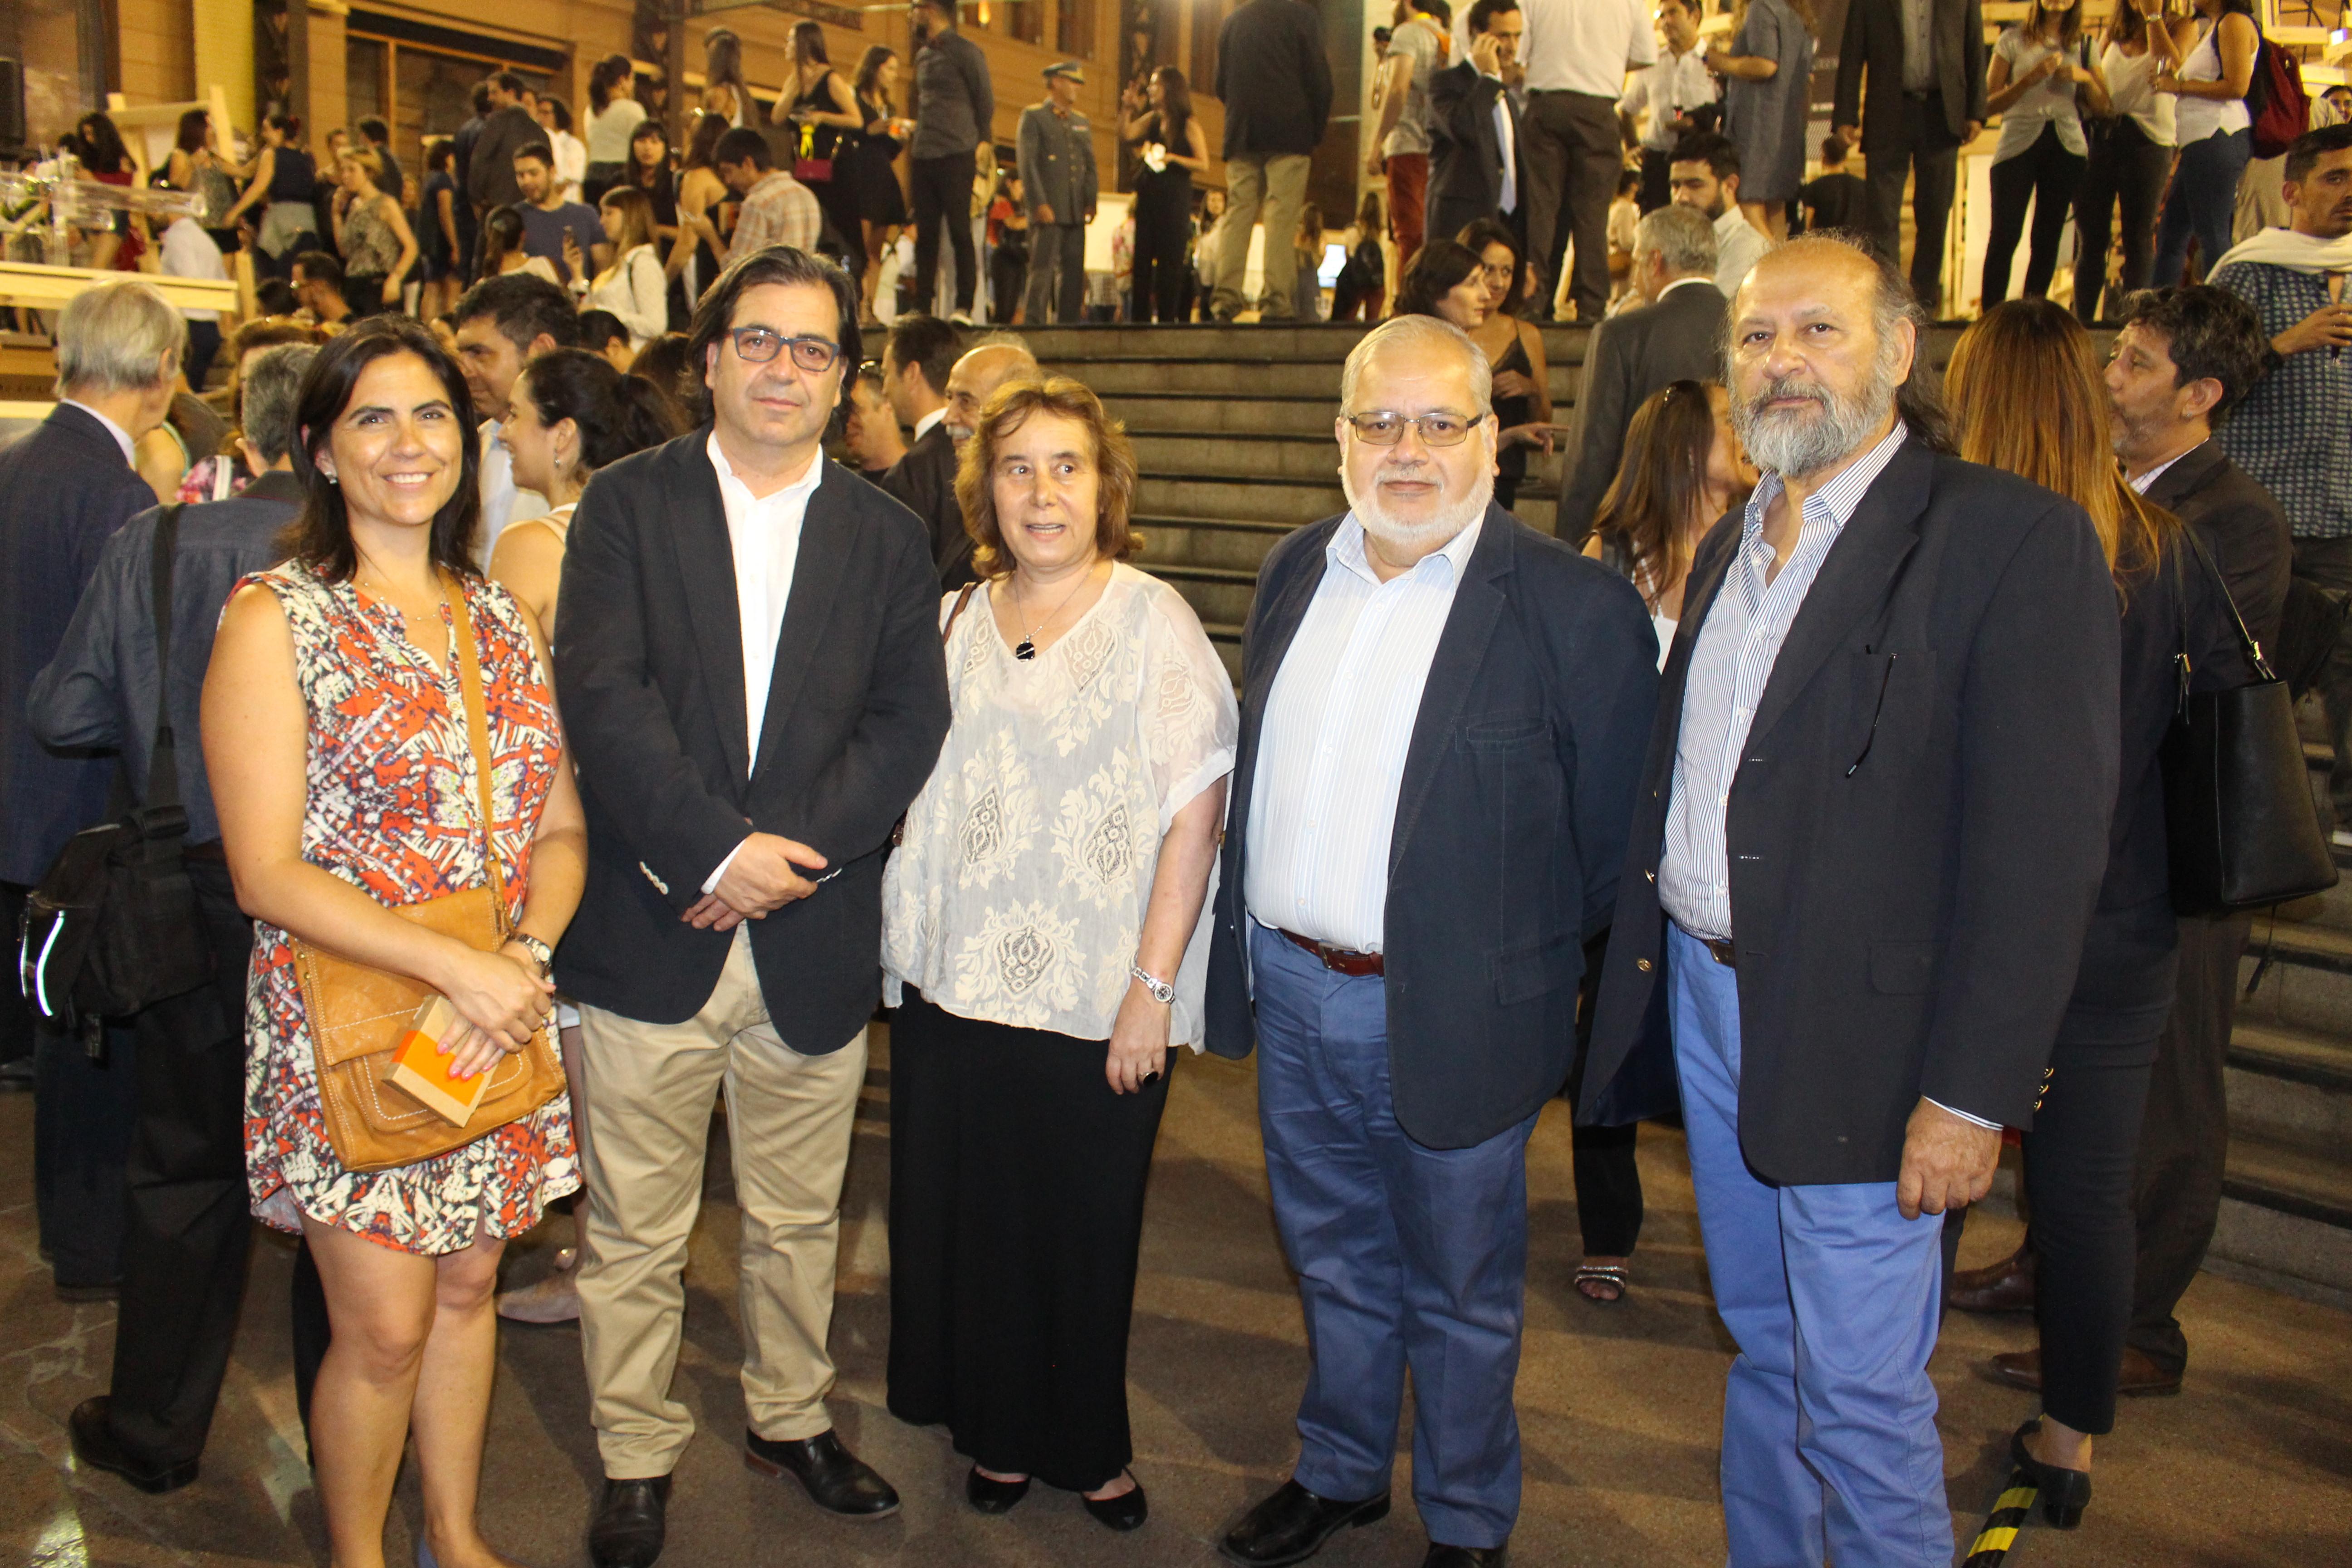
left=554, top=245, right=951, bottom=1568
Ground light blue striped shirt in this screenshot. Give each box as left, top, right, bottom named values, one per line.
left=1658, top=423, right=1909, bottom=942
left=1244, top=514, right=1485, bottom=953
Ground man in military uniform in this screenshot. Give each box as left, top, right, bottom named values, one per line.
left=1017, top=62, right=1099, bottom=324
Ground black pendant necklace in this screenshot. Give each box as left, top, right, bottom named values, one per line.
left=1014, top=636, right=1038, bottom=661
left=1012, top=568, right=1093, bottom=661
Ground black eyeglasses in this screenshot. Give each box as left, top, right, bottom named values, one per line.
left=725, top=327, right=844, bottom=372
left=1342, top=411, right=1488, bottom=447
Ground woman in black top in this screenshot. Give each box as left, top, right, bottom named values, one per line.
left=1118, top=67, right=1210, bottom=324
left=417, top=139, right=462, bottom=319
left=622, top=122, right=686, bottom=330
left=783, top=20, right=867, bottom=278
left=847, top=46, right=911, bottom=323
left=1945, top=299, right=2238, bottom=1530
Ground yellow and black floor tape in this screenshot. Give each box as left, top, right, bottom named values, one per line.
left=1961, top=1470, right=2040, bottom=1566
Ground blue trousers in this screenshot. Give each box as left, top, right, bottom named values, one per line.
left=2155, top=129, right=2251, bottom=286
left=1251, top=924, right=1534, bottom=1551
left=1668, top=927, right=1953, bottom=1568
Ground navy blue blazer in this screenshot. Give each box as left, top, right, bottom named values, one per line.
left=1203, top=504, right=1660, bottom=1149
left=1579, top=438, right=2123, bottom=1186
left=0, top=405, right=158, bottom=885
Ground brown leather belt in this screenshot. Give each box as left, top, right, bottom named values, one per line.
left=1279, top=927, right=1385, bottom=977
left=1700, top=936, right=1735, bottom=968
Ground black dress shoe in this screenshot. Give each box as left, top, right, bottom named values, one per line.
left=588, top=1475, right=671, bottom=1568
left=1083, top=1469, right=1147, bottom=1532
left=965, top=1465, right=1030, bottom=1514
left=69, top=1396, right=197, bottom=1494
left=2009, top=1420, right=2093, bottom=1530
left=1422, top=1546, right=1508, bottom=1567
left=744, top=1428, right=900, bottom=1518
left=1220, top=1478, right=1391, bottom=1566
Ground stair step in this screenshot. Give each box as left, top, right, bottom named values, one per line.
left=2231, top=1020, right=2352, bottom=1092
left=1009, top=320, right=1594, bottom=367
left=1132, top=473, right=1557, bottom=534
left=2223, top=1132, right=2352, bottom=1231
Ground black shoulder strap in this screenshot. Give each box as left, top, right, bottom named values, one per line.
left=144, top=504, right=186, bottom=812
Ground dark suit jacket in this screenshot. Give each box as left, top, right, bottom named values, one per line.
left=467, top=104, right=541, bottom=212
left=1203, top=505, right=1660, bottom=1149
left=552, top=432, right=951, bottom=1047
left=1215, top=0, right=1335, bottom=158
left=880, top=421, right=977, bottom=589
left=1426, top=61, right=1524, bottom=241
left=1581, top=439, right=2122, bottom=1185
left=2146, top=438, right=2291, bottom=650
left=0, top=405, right=157, bottom=885
left=1833, top=0, right=1988, bottom=148
left=1560, top=281, right=1729, bottom=543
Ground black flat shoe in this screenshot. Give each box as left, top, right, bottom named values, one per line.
left=1083, top=1469, right=1147, bottom=1532
left=965, top=1465, right=1030, bottom=1514
left=1220, top=1478, right=1391, bottom=1566
left=2009, top=1420, right=2093, bottom=1530
left=744, top=1428, right=901, bottom=1518
left=69, top=1396, right=197, bottom=1494
left=588, top=1474, right=671, bottom=1568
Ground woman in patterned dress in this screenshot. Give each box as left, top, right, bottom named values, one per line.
left=203, top=317, right=585, bottom=1568
left=880, top=377, right=1238, bottom=1528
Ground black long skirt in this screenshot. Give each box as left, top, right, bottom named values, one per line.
left=886, top=989, right=1171, bottom=1491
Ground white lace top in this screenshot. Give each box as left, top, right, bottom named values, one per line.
left=882, top=564, right=1239, bottom=1046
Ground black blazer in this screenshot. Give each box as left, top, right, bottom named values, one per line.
left=1215, top=0, right=1335, bottom=158
left=1581, top=440, right=2123, bottom=1184
left=2146, top=439, right=2292, bottom=650
left=1426, top=61, right=1523, bottom=240
left=1560, top=281, right=1730, bottom=544
left=0, top=404, right=158, bottom=886
left=880, top=420, right=977, bottom=589
left=1833, top=0, right=1988, bottom=148
left=1203, top=506, right=1660, bottom=1149
left=552, top=431, right=952, bottom=1047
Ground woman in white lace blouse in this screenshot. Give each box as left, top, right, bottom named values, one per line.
left=880, top=377, right=1236, bottom=1529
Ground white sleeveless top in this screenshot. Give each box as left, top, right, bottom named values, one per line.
left=2175, top=20, right=2252, bottom=144
left=2101, top=41, right=2178, bottom=147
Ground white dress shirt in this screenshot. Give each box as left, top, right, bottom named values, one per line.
left=1521, top=0, right=1655, bottom=97
left=2128, top=448, right=2194, bottom=495
left=1619, top=47, right=1718, bottom=151
left=1715, top=206, right=1769, bottom=298
left=61, top=400, right=136, bottom=465
left=1244, top=514, right=1485, bottom=952
left=913, top=407, right=947, bottom=441
left=700, top=434, right=825, bottom=892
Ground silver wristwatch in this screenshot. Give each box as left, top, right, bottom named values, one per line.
left=1129, top=962, right=1176, bottom=1006
left=509, top=933, right=554, bottom=977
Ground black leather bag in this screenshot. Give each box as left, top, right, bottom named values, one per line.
left=17, top=507, right=212, bottom=1032
left=2162, top=529, right=2340, bottom=914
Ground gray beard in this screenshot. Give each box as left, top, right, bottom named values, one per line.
left=1342, top=461, right=1495, bottom=552
left=1733, top=364, right=1899, bottom=481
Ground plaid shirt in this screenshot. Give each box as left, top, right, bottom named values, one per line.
left=726, top=170, right=823, bottom=265
left=2213, top=260, right=2352, bottom=540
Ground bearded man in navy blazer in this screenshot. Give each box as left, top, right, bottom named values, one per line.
left=1581, top=236, right=2120, bottom=1567
left=1204, top=315, right=1658, bottom=1568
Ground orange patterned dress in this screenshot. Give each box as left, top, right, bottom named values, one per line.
left=241, top=562, right=578, bottom=1256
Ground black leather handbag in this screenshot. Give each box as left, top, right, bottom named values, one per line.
left=16, top=506, right=212, bottom=1036
left=2162, top=529, right=2340, bottom=914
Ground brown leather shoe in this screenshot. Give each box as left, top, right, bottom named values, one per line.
left=1983, top=1346, right=2183, bottom=1397
left=1946, top=1246, right=2036, bottom=1313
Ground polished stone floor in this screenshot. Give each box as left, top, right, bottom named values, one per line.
left=3, top=1029, right=2347, bottom=1567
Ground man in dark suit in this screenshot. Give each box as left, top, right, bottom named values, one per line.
left=1425, top=0, right=1527, bottom=245
left=1582, top=237, right=2120, bottom=1566
left=466, top=70, right=542, bottom=219
left=1205, top=316, right=1658, bottom=1568
left=1559, top=203, right=1725, bottom=542
left=877, top=313, right=967, bottom=585
left=1953, top=286, right=2293, bottom=1396
left=30, top=345, right=315, bottom=1495
left=555, top=246, right=951, bottom=1568
left=1, top=279, right=184, bottom=1301
left=1832, top=0, right=1986, bottom=316
left=1212, top=0, right=1335, bottom=320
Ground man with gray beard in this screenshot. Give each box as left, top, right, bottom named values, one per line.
left=1580, top=236, right=2121, bottom=1567
left=1204, top=315, right=1657, bottom=1568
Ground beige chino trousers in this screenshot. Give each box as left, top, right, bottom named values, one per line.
left=1214, top=151, right=1312, bottom=319
left=575, top=924, right=868, bottom=1478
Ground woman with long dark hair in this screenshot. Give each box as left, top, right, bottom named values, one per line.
left=475, top=204, right=560, bottom=286
left=2153, top=0, right=2258, bottom=282
left=1982, top=0, right=2110, bottom=304
left=783, top=20, right=868, bottom=278
left=676, top=112, right=733, bottom=306
left=846, top=46, right=912, bottom=324
left=582, top=53, right=647, bottom=206
left=1329, top=190, right=1387, bottom=322
left=1944, top=299, right=2236, bottom=1530
left=1583, top=379, right=1754, bottom=661
left=202, top=316, right=584, bottom=1568
left=1456, top=217, right=1560, bottom=513
left=224, top=115, right=319, bottom=270
left=2073, top=0, right=2190, bottom=321
left=73, top=111, right=137, bottom=271
left=702, top=26, right=759, bottom=128
left=1119, top=66, right=1210, bottom=323
left=1395, top=237, right=1562, bottom=511
left=167, top=108, right=247, bottom=255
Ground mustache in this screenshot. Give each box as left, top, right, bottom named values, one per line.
left=1746, top=375, right=1832, bottom=416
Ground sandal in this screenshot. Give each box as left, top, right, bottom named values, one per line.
left=1574, top=1263, right=1630, bottom=1304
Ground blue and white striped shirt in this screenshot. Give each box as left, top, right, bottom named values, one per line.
left=1658, top=423, right=1909, bottom=941
left=1244, top=513, right=1485, bottom=953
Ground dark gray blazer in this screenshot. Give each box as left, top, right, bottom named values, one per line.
left=880, top=419, right=976, bottom=589
left=2147, top=438, right=2292, bottom=650
left=1833, top=0, right=1989, bottom=147
left=1203, top=505, right=1660, bottom=1149
left=27, top=470, right=302, bottom=845
left=466, top=104, right=542, bottom=212
left=553, top=431, right=951, bottom=1046
left=1560, top=281, right=1729, bottom=544
left=0, top=405, right=158, bottom=885
left=1426, top=60, right=1524, bottom=242
left=1580, top=438, right=2122, bottom=1185
left=1215, top=0, right=1336, bottom=159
